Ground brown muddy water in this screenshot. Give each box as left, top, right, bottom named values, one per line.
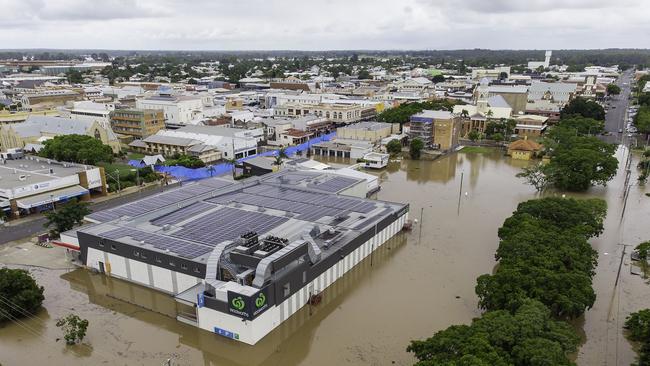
left=0, top=148, right=648, bottom=366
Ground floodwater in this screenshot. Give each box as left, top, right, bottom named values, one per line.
left=0, top=148, right=648, bottom=366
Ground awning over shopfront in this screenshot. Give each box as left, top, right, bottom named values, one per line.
left=16, top=185, right=89, bottom=209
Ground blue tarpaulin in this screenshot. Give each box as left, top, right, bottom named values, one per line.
left=128, top=132, right=336, bottom=180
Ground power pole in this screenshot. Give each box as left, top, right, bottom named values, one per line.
left=457, top=171, right=464, bottom=215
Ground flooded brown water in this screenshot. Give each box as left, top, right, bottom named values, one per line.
left=0, top=148, right=648, bottom=366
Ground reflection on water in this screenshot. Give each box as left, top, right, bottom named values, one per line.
left=1, top=148, right=647, bottom=366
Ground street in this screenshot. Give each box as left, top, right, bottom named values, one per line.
left=0, top=182, right=179, bottom=245
left=603, top=69, right=634, bottom=143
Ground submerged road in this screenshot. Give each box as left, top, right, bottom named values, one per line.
left=0, top=182, right=179, bottom=245
left=602, top=69, right=634, bottom=144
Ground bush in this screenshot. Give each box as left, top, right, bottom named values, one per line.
left=386, top=139, right=402, bottom=156
left=625, top=309, right=650, bottom=365
left=0, top=268, right=44, bottom=322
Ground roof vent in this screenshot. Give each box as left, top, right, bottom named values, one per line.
left=162, top=224, right=171, bottom=231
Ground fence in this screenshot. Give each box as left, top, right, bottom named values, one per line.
left=128, top=132, right=336, bottom=180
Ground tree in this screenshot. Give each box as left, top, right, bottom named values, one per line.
left=39, top=135, right=114, bottom=165
left=535, top=126, right=618, bottom=192
left=65, top=69, right=83, bottom=84
left=468, top=130, right=481, bottom=142
left=546, top=140, right=618, bottom=191
left=638, top=93, right=650, bottom=107
left=0, top=268, right=44, bottom=322
left=556, top=117, right=604, bottom=136
left=634, top=106, right=650, bottom=136
left=357, top=69, right=371, bottom=79
left=224, top=157, right=238, bottom=179
left=386, top=139, right=402, bottom=156
left=499, top=71, right=508, bottom=80
left=499, top=197, right=607, bottom=239
left=431, top=74, right=446, bottom=83
left=164, top=154, right=205, bottom=168
left=476, top=197, right=603, bottom=319
left=624, top=309, right=650, bottom=366
left=491, top=132, right=504, bottom=142
left=409, top=138, right=424, bottom=160
left=560, top=97, right=606, bottom=121
left=407, top=299, right=580, bottom=366
left=56, top=314, right=89, bottom=345
left=377, top=100, right=460, bottom=125
left=460, top=109, right=469, bottom=119
left=634, top=241, right=650, bottom=261
left=606, top=83, right=621, bottom=95
left=516, top=163, right=549, bottom=192
left=43, top=200, right=91, bottom=238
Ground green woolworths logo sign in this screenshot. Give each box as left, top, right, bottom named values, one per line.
left=231, top=296, right=245, bottom=311
left=255, top=293, right=266, bottom=308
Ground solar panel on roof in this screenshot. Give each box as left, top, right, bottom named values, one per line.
left=307, top=176, right=359, bottom=193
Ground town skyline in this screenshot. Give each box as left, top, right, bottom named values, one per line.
left=2, top=0, right=650, bottom=50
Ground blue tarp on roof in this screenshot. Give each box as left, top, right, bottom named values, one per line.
left=128, top=132, right=336, bottom=180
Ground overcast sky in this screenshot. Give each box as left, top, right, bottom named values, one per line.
left=1, top=0, right=649, bottom=50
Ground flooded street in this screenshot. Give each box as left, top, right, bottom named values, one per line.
left=1, top=148, right=648, bottom=366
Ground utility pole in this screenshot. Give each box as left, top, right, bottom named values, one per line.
left=457, top=171, right=464, bottom=215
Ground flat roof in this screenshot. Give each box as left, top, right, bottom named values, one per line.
left=78, top=170, right=400, bottom=267
left=0, top=157, right=93, bottom=190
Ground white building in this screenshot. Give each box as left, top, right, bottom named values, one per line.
left=528, top=51, right=552, bottom=70
left=136, top=93, right=206, bottom=128
left=157, top=126, right=261, bottom=159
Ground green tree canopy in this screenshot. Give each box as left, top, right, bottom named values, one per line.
left=468, top=130, right=481, bottom=142
left=476, top=197, right=603, bottom=319
left=357, top=69, right=371, bottom=79
left=606, top=83, right=621, bottom=95
left=377, top=100, right=460, bottom=125
left=535, top=126, right=618, bottom=192
left=0, top=268, right=45, bottom=322
left=560, top=97, right=606, bottom=121
left=39, top=134, right=114, bottom=165
left=624, top=309, right=650, bottom=366
left=44, top=200, right=91, bottom=238
left=386, top=139, right=402, bottom=156
left=56, top=314, right=89, bottom=345
left=410, top=138, right=424, bottom=160
left=556, top=117, right=604, bottom=136
left=499, top=197, right=607, bottom=239
left=164, top=154, right=205, bottom=168
left=407, top=299, right=580, bottom=366
left=634, top=106, right=650, bottom=135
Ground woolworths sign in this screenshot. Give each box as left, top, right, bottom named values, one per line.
left=227, top=287, right=271, bottom=320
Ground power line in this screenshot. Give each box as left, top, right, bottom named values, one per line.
left=0, top=294, right=113, bottom=362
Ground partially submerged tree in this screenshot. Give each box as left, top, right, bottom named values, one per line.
left=56, top=314, right=89, bottom=345
left=0, top=268, right=44, bottom=322
left=516, top=163, right=549, bottom=192
left=407, top=299, right=580, bottom=366
left=409, top=138, right=424, bottom=160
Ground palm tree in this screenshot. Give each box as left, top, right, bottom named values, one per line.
left=224, top=158, right=238, bottom=179
left=273, top=147, right=288, bottom=168
left=486, top=109, right=494, bottom=119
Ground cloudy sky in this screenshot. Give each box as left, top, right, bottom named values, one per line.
left=1, top=0, right=649, bottom=50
